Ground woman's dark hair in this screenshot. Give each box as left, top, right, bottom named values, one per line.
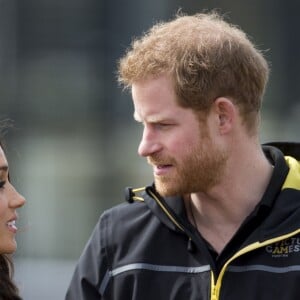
left=0, top=255, right=22, bottom=300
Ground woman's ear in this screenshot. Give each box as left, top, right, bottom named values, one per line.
left=213, top=97, right=236, bottom=134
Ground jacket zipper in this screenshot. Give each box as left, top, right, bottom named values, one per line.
left=148, top=189, right=186, bottom=232
left=210, top=228, right=300, bottom=300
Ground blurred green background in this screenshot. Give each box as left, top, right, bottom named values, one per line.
left=0, top=0, right=299, bottom=299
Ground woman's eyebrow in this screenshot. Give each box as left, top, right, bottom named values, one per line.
left=0, top=165, right=8, bottom=172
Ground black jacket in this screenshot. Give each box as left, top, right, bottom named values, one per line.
left=65, top=143, right=300, bottom=300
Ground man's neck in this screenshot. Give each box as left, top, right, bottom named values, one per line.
left=185, top=148, right=274, bottom=254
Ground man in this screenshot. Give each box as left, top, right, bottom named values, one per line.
left=66, top=12, right=300, bottom=300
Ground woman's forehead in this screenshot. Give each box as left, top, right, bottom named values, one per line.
left=0, top=147, right=8, bottom=165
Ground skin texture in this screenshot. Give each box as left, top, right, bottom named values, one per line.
left=0, top=146, right=26, bottom=254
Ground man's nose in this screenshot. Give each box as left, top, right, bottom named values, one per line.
left=138, top=127, right=162, bottom=157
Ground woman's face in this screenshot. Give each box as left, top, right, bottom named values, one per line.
left=0, top=146, right=26, bottom=254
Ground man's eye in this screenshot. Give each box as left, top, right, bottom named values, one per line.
left=156, top=123, right=171, bottom=129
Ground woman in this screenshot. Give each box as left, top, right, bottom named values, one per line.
left=0, top=141, right=26, bottom=300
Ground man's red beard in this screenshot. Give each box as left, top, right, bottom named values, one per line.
left=148, top=139, right=228, bottom=197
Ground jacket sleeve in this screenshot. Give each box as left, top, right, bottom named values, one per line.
left=65, top=211, right=110, bottom=300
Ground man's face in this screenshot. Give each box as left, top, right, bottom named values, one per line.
left=132, top=74, right=228, bottom=196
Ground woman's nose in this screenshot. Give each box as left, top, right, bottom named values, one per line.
left=16, top=193, right=26, bottom=208
left=9, top=185, right=26, bottom=208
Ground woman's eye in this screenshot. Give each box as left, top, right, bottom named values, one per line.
left=0, top=180, right=6, bottom=188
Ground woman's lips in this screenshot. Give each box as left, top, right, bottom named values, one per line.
left=6, top=219, right=18, bottom=233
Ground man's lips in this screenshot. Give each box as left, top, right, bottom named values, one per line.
left=153, top=164, right=173, bottom=175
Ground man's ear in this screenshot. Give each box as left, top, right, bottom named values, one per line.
left=213, top=97, right=236, bottom=134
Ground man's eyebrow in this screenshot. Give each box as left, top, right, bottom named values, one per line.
left=133, top=113, right=173, bottom=124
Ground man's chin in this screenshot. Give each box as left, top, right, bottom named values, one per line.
left=155, top=181, right=179, bottom=197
